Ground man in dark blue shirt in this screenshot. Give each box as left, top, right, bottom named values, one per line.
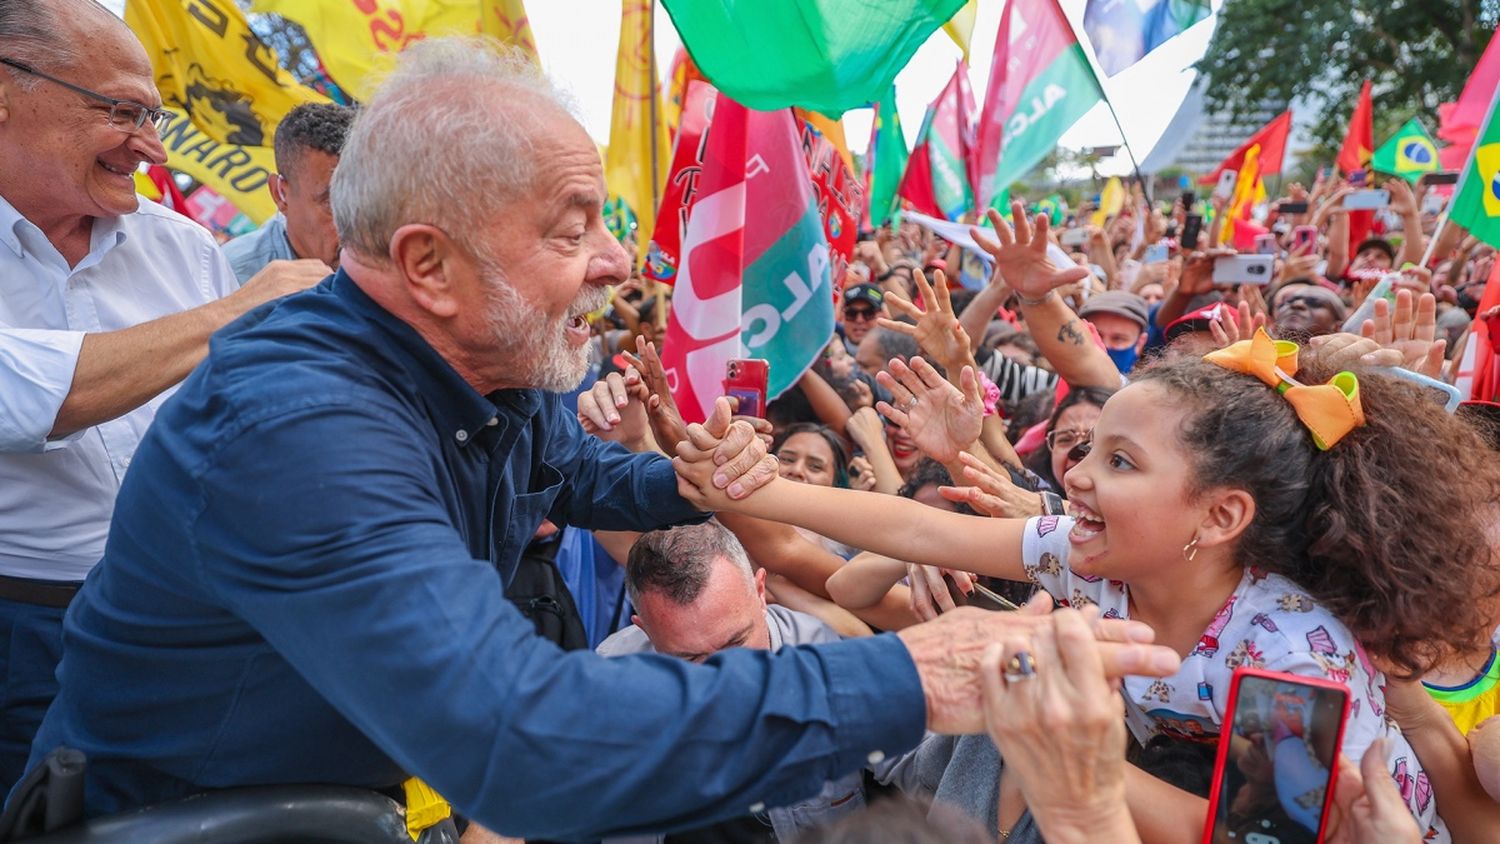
left=24, top=38, right=1177, bottom=841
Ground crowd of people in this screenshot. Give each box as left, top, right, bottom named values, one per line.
left=2, top=0, right=1500, bottom=842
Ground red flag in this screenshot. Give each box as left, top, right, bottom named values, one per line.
left=1439, top=34, right=1500, bottom=146
left=796, top=115, right=863, bottom=290
left=1337, top=80, right=1374, bottom=175
left=1199, top=110, right=1292, bottom=185
left=658, top=95, right=835, bottom=423
left=1463, top=262, right=1500, bottom=402
left=146, top=165, right=195, bottom=220
left=644, top=79, right=717, bottom=284
left=897, top=61, right=976, bottom=221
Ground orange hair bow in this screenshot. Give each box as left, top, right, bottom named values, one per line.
left=1203, top=328, right=1365, bottom=450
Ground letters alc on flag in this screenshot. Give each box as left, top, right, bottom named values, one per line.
left=605, top=0, right=671, bottom=265
left=866, top=86, right=909, bottom=229
left=1371, top=118, right=1441, bottom=183
left=1449, top=80, right=1500, bottom=251
left=250, top=0, right=539, bottom=101
left=1198, top=110, right=1292, bottom=186
left=660, top=0, right=966, bottom=117
left=1083, top=0, right=1210, bottom=78
left=126, top=0, right=331, bottom=223
left=658, top=96, right=836, bottom=423
left=975, top=0, right=1105, bottom=209
left=899, top=62, right=977, bottom=221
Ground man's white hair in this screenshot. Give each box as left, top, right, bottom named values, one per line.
left=331, top=36, right=577, bottom=261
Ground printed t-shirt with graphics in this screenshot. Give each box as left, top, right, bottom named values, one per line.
left=1021, top=515, right=1448, bottom=841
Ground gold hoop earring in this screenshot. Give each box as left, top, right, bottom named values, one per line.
left=1182, top=534, right=1200, bottom=562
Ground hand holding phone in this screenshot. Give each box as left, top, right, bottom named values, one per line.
left=1182, top=214, right=1204, bottom=250
left=723, top=359, right=769, bottom=418
left=1203, top=668, right=1350, bottom=844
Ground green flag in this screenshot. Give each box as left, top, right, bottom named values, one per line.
left=867, top=86, right=908, bottom=229
left=1371, top=118, right=1440, bottom=183
left=1450, top=88, right=1500, bottom=249
left=660, top=0, right=968, bottom=117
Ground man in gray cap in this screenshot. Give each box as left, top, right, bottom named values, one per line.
left=1078, top=290, right=1149, bottom=374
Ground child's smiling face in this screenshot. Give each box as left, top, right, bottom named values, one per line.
left=1063, top=382, right=1215, bottom=584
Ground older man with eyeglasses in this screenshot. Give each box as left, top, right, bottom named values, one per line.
left=0, top=0, right=329, bottom=789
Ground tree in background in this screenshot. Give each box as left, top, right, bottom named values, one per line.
left=1196, top=0, right=1496, bottom=164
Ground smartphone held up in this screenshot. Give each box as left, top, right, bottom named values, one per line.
left=1203, top=668, right=1351, bottom=844
left=723, top=358, right=769, bottom=418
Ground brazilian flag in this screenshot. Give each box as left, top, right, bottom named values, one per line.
left=1451, top=92, right=1500, bottom=248
left=1371, top=118, right=1440, bottom=183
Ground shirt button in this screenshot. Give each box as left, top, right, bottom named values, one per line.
left=748, top=802, right=765, bottom=814
left=486, top=417, right=499, bottom=427
left=867, top=750, right=885, bottom=765
left=455, top=429, right=468, bottom=443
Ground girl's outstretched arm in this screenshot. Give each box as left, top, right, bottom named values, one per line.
left=674, top=455, right=1032, bottom=583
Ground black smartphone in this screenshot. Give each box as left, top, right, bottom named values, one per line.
left=1421, top=171, right=1460, bottom=186
left=1181, top=190, right=1196, bottom=213
left=1278, top=201, right=1309, bottom=215
left=1182, top=214, right=1203, bottom=250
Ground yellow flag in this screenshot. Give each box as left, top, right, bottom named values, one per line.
left=126, top=0, right=328, bottom=223
left=1092, top=176, right=1124, bottom=227
left=250, top=0, right=458, bottom=100
left=480, top=0, right=539, bottom=60
left=1221, top=144, right=1264, bottom=245
left=252, top=0, right=539, bottom=102
left=604, top=0, right=670, bottom=265
left=942, top=0, right=979, bottom=60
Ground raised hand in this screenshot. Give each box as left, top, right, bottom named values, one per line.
left=875, top=357, right=984, bottom=465
left=621, top=337, right=688, bottom=458
left=878, top=268, right=972, bottom=373
left=1360, top=289, right=1446, bottom=378
left=1209, top=300, right=1269, bottom=349
left=971, top=202, right=1090, bottom=302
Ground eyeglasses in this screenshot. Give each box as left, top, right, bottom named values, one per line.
left=0, top=57, right=169, bottom=134
left=1046, top=428, right=1092, bottom=452
left=1066, top=439, right=1093, bottom=464
left=843, top=307, right=878, bottom=322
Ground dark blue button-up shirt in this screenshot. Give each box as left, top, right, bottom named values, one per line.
left=29, top=272, right=926, bottom=840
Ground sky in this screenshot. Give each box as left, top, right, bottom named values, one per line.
left=520, top=0, right=1225, bottom=176
left=104, top=0, right=1223, bottom=176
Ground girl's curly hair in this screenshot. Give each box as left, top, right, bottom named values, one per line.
left=1133, top=352, right=1500, bottom=680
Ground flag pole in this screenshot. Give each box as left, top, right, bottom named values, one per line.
left=646, top=0, right=669, bottom=330
left=1052, top=0, right=1148, bottom=196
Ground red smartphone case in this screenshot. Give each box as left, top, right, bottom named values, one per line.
left=1201, top=667, right=1352, bottom=844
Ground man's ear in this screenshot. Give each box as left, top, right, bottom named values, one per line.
left=389, top=223, right=460, bottom=319
left=0, top=82, right=10, bottom=125
left=754, top=567, right=767, bottom=604
left=267, top=173, right=289, bottom=214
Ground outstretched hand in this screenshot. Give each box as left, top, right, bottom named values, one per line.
left=878, top=269, right=972, bottom=373
left=971, top=202, right=1090, bottom=302
left=875, top=357, right=984, bottom=465
left=621, top=337, right=688, bottom=458
left=939, top=452, right=1043, bottom=519
left=1359, top=289, right=1446, bottom=378
left=669, top=396, right=779, bottom=509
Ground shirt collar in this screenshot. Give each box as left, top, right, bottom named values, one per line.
left=331, top=270, right=519, bottom=445
left=0, top=192, right=127, bottom=263
left=0, top=193, right=30, bottom=258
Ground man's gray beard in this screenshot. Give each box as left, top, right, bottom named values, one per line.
left=482, top=271, right=603, bottom=393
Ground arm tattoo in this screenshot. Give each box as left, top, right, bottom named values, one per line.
left=1056, top=319, right=1087, bottom=347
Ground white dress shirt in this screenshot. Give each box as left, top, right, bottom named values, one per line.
left=0, top=194, right=238, bottom=580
